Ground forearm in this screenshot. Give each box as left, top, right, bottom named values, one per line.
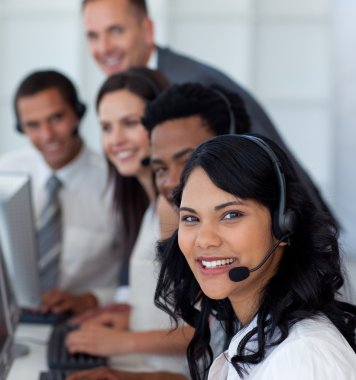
left=67, top=324, right=194, bottom=357
left=123, top=371, right=188, bottom=380
left=127, top=326, right=194, bottom=355
left=65, top=368, right=188, bottom=380
left=89, top=286, right=118, bottom=306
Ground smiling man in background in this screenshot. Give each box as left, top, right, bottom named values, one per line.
left=0, top=70, right=120, bottom=315
left=82, top=0, right=285, bottom=141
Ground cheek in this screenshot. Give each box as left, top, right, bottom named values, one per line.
left=102, top=135, right=112, bottom=156
left=138, top=128, right=150, bottom=146
left=131, top=129, right=150, bottom=153
left=24, top=130, right=38, bottom=144
left=91, top=44, right=99, bottom=56
left=178, top=229, right=195, bottom=265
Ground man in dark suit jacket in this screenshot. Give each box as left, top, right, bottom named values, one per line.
left=82, top=0, right=279, bottom=140
left=81, top=0, right=333, bottom=218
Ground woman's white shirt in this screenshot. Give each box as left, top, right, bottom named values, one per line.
left=110, top=203, right=189, bottom=376
left=209, top=315, right=356, bottom=379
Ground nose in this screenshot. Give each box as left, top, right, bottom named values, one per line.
left=195, top=222, right=222, bottom=249
left=40, top=122, right=55, bottom=142
left=110, top=125, right=126, bottom=145
left=97, top=34, right=115, bottom=55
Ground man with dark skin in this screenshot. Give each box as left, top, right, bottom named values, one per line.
left=65, top=84, right=250, bottom=380
left=82, top=0, right=332, bottom=221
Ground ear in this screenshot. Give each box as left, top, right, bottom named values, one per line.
left=142, top=17, right=154, bottom=46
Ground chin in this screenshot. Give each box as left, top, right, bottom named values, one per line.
left=199, top=281, right=229, bottom=301
left=116, top=166, right=139, bottom=177
left=204, top=289, right=228, bottom=300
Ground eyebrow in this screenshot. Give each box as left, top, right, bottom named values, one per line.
left=172, top=147, right=195, bottom=161
left=99, top=112, right=141, bottom=123
left=179, top=201, right=243, bottom=213
left=214, top=201, right=243, bottom=211
left=151, top=147, right=194, bottom=165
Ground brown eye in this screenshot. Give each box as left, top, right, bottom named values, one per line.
left=101, top=123, right=112, bottom=133
left=124, top=119, right=140, bottom=127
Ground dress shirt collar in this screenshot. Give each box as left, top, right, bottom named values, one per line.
left=147, top=46, right=158, bottom=69
left=54, top=144, right=88, bottom=185
left=227, top=315, right=258, bottom=361
left=36, top=143, right=89, bottom=188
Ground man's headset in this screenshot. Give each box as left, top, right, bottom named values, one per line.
left=126, top=69, right=163, bottom=97
left=15, top=96, right=86, bottom=133
left=214, top=89, right=297, bottom=240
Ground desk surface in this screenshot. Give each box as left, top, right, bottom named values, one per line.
left=8, top=324, right=51, bottom=380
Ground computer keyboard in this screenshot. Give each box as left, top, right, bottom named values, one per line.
left=20, top=308, right=72, bottom=325
left=47, top=323, right=107, bottom=370
left=39, top=370, right=67, bottom=380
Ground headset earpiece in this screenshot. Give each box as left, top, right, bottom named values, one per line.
left=237, top=135, right=297, bottom=242
left=213, top=89, right=236, bottom=135
left=272, top=208, right=297, bottom=241
left=75, top=102, right=86, bottom=119
left=15, top=119, right=23, bottom=133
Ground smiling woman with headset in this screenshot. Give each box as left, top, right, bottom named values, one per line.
left=155, top=134, right=356, bottom=379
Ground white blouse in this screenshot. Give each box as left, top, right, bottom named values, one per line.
left=209, top=315, right=356, bottom=379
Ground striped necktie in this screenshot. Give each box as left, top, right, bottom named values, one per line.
left=37, top=174, right=62, bottom=292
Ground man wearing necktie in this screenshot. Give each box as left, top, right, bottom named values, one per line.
left=0, top=70, right=120, bottom=314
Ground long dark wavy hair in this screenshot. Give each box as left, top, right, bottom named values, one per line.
left=96, top=67, right=170, bottom=258
left=155, top=134, right=356, bottom=379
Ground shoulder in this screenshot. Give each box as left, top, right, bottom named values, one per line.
left=80, top=145, right=107, bottom=173
left=156, top=46, right=278, bottom=136
left=61, top=144, right=109, bottom=195
left=253, top=317, right=356, bottom=379
left=157, top=46, right=241, bottom=90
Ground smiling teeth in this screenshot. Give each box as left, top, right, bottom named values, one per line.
left=105, top=57, right=121, bottom=66
left=117, top=151, right=134, bottom=159
left=202, top=258, right=235, bottom=268
left=45, top=143, right=60, bottom=151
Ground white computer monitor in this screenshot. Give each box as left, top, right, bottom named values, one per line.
left=0, top=173, right=41, bottom=308
left=0, top=249, right=13, bottom=380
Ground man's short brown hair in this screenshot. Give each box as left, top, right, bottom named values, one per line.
left=81, top=0, right=148, bottom=17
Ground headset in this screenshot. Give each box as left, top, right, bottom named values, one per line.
left=213, top=88, right=236, bottom=135
left=235, top=134, right=297, bottom=240
left=127, top=70, right=163, bottom=98
left=212, top=89, right=296, bottom=239
left=15, top=93, right=86, bottom=134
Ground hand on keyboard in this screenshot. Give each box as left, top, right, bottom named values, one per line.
left=42, top=289, right=98, bottom=315
left=78, top=309, right=130, bottom=331
left=65, top=323, right=132, bottom=357
left=47, top=323, right=107, bottom=370
left=69, top=303, right=131, bottom=326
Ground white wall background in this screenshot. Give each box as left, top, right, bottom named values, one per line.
left=333, top=0, right=356, bottom=256
left=0, top=0, right=355, bottom=255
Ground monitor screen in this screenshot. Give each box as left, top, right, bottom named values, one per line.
left=0, top=173, right=41, bottom=307
left=0, top=248, right=13, bottom=380
left=0, top=245, right=19, bottom=333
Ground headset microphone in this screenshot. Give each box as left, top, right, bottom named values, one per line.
left=141, top=157, right=151, bottom=167
left=228, top=235, right=287, bottom=282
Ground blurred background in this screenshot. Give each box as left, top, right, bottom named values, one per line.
left=0, top=0, right=355, bottom=257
